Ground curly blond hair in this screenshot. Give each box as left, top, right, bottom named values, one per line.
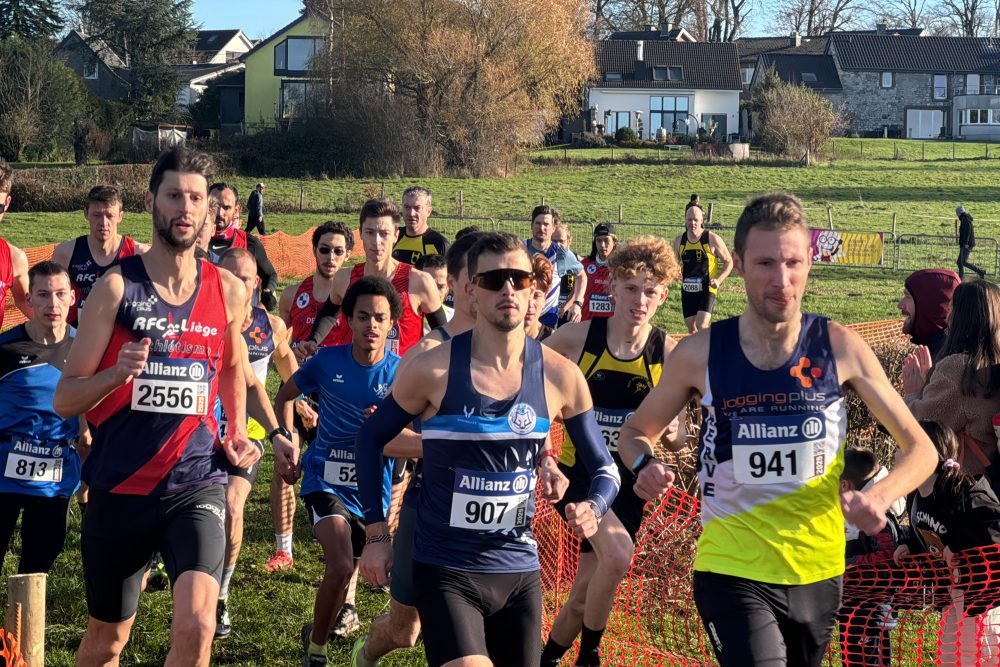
left=608, top=235, right=679, bottom=286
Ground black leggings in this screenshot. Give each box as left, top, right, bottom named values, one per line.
left=0, top=492, right=70, bottom=574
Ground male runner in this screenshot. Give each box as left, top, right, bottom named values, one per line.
left=274, top=276, right=414, bottom=667
left=0, top=261, right=83, bottom=574
left=51, top=185, right=150, bottom=325
left=214, top=248, right=299, bottom=639
left=54, top=148, right=265, bottom=667
left=541, top=235, right=681, bottom=667
left=356, top=232, right=620, bottom=667
left=207, top=182, right=279, bottom=310
left=579, top=223, right=617, bottom=321
left=303, top=198, right=447, bottom=356
left=620, top=192, right=937, bottom=667
left=392, top=186, right=449, bottom=265
left=269, top=220, right=352, bottom=572
left=674, top=204, right=732, bottom=333
left=0, top=158, right=33, bottom=326
left=415, top=254, right=453, bottom=333
left=527, top=205, right=586, bottom=327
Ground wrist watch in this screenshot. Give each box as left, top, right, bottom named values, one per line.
left=630, top=452, right=659, bottom=476
left=268, top=426, right=292, bottom=443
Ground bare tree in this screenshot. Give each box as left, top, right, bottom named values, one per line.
left=774, top=0, right=861, bottom=34
left=936, top=0, right=988, bottom=34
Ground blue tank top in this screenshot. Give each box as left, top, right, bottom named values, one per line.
left=417, top=331, right=550, bottom=573
left=0, top=325, right=81, bottom=497
left=296, top=344, right=399, bottom=518
left=215, top=307, right=275, bottom=442
left=697, top=314, right=848, bottom=585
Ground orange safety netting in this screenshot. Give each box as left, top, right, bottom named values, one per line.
left=0, top=628, right=27, bottom=667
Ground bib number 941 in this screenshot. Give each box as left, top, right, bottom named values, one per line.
left=733, top=442, right=823, bottom=485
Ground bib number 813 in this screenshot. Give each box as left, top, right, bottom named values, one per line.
left=16, top=459, right=47, bottom=478
left=465, top=500, right=508, bottom=526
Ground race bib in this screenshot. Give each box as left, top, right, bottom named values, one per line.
left=5, top=453, right=63, bottom=483
left=683, top=277, right=704, bottom=293
left=324, top=460, right=357, bottom=488
left=594, top=408, right=635, bottom=452
left=731, top=414, right=828, bottom=485
left=386, top=325, right=400, bottom=356
left=450, top=468, right=531, bottom=530
left=589, top=293, right=612, bottom=314
left=132, top=358, right=210, bottom=416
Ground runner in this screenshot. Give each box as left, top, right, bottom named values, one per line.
left=356, top=232, right=621, bottom=667
left=303, top=198, right=448, bottom=356
left=51, top=185, right=150, bottom=325
left=53, top=148, right=269, bottom=666
left=579, top=223, right=618, bottom=321
left=214, top=248, right=299, bottom=639
left=392, top=186, right=449, bottom=266
left=526, top=205, right=586, bottom=327
left=0, top=158, right=33, bottom=326
left=619, top=192, right=937, bottom=667
left=674, top=204, right=733, bottom=333
left=526, top=254, right=556, bottom=341
left=0, top=261, right=84, bottom=574
left=273, top=276, right=416, bottom=667
left=415, top=254, right=453, bottom=333
left=268, top=221, right=352, bottom=573
left=552, top=222, right=582, bottom=322
left=207, top=182, right=279, bottom=310
left=541, top=235, right=681, bottom=667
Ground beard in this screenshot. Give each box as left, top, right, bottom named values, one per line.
left=153, top=204, right=201, bottom=250
left=483, top=303, right=525, bottom=332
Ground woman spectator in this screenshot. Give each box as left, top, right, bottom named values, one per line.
left=526, top=253, right=555, bottom=341
left=903, top=280, right=1000, bottom=481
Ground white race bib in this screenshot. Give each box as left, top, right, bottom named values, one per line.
left=589, top=293, right=613, bottom=314
left=5, top=453, right=63, bottom=483
left=595, top=409, right=634, bottom=453
left=683, top=277, right=704, bottom=293
left=324, top=460, right=357, bottom=488
left=450, top=468, right=531, bottom=530
left=386, top=325, right=400, bottom=356
left=731, top=414, right=828, bottom=485
left=131, top=358, right=209, bottom=416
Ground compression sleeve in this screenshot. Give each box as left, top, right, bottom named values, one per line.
left=248, top=236, right=279, bottom=292
left=309, top=298, right=342, bottom=343
left=425, top=306, right=449, bottom=329
left=564, top=410, right=621, bottom=517
left=356, top=394, right=419, bottom=524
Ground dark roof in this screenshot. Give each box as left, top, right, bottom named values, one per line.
left=608, top=27, right=692, bottom=41
left=831, top=34, right=1000, bottom=72
left=828, top=28, right=925, bottom=36
left=736, top=36, right=828, bottom=64
left=195, top=30, right=243, bottom=53
left=213, top=70, right=245, bottom=87
left=758, top=53, right=842, bottom=90
left=596, top=40, right=741, bottom=90
left=170, top=63, right=238, bottom=82
left=240, top=12, right=311, bottom=62
left=56, top=30, right=127, bottom=69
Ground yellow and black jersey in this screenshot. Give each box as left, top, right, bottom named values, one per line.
left=392, top=228, right=450, bottom=266
left=560, top=316, right=665, bottom=469
left=679, top=231, right=719, bottom=295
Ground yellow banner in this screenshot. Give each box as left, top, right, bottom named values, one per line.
left=811, top=230, right=884, bottom=265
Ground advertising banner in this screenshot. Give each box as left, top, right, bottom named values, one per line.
left=811, top=229, right=884, bottom=266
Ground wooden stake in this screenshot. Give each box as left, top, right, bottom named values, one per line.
left=6, top=573, right=45, bottom=667
left=827, top=207, right=834, bottom=229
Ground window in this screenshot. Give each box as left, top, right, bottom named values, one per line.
left=668, top=66, right=683, bottom=81
left=605, top=111, right=630, bottom=134
left=605, top=72, right=622, bottom=82
left=280, top=80, right=324, bottom=119
left=967, top=73, right=981, bottom=95
left=934, top=74, right=948, bottom=100
left=649, top=95, right=690, bottom=134
left=961, top=109, right=1000, bottom=124
left=801, top=72, right=817, bottom=83
left=274, top=37, right=324, bottom=75
left=653, top=67, right=667, bottom=81
left=83, top=59, right=98, bottom=80
left=741, top=67, right=754, bottom=85
left=880, top=71, right=893, bottom=88
left=993, top=109, right=1000, bottom=124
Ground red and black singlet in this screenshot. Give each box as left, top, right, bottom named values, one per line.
left=0, top=238, right=12, bottom=328
left=580, top=258, right=613, bottom=321
left=289, top=276, right=325, bottom=345
left=67, top=235, right=138, bottom=324
left=85, top=256, right=229, bottom=496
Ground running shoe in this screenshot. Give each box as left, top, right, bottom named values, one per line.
left=146, top=556, right=169, bottom=591
left=264, top=549, right=294, bottom=572
left=214, top=598, right=231, bottom=640
left=302, top=623, right=327, bottom=666
left=350, top=635, right=380, bottom=667
left=330, top=603, right=360, bottom=638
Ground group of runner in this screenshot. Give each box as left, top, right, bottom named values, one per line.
left=0, top=151, right=940, bottom=667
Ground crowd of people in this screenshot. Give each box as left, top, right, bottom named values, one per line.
left=0, top=150, right=998, bottom=667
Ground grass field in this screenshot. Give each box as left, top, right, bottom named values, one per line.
left=0, top=144, right=976, bottom=665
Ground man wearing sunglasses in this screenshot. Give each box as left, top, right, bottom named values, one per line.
left=356, top=232, right=620, bottom=667
left=0, top=159, right=33, bottom=327
left=302, top=198, right=447, bottom=358
left=208, top=183, right=279, bottom=311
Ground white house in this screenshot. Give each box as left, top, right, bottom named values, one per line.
left=588, top=39, right=742, bottom=140
left=191, top=30, right=254, bottom=65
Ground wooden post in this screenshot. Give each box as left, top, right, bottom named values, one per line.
left=541, top=196, right=545, bottom=205
left=953, top=142, right=956, bottom=160
left=827, top=207, right=834, bottom=229
left=6, top=573, right=46, bottom=667
left=832, top=142, right=836, bottom=160
left=892, top=212, right=897, bottom=237
left=564, top=147, right=568, bottom=162
left=459, top=190, right=464, bottom=218
left=860, top=140, right=863, bottom=159
left=893, top=142, right=897, bottom=159
left=611, top=146, right=615, bottom=161
left=707, top=202, right=714, bottom=225
left=380, top=182, right=385, bottom=197
left=618, top=204, right=623, bottom=223
left=922, top=142, right=925, bottom=161
left=299, top=186, right=304, bottom=212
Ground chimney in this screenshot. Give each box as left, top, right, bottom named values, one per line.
left=644, top=23, right=654, bottom=32
left=790, top=31, right=801, bottom=47
left=636, top=40, right=644, bottom=62
left=876, top=23, right=887, bottom=33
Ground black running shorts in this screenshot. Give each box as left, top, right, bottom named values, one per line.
left=302, top=491, right=366, bottom=558
left=681, top=289, right=716, bottom=319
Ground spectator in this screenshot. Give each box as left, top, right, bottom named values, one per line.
left=686, top=193, right=701, bottom=211
left=526, top=205, right=586, bottom=326
left=392, top=186, right=449, bottom=265
left=956, top=206, right=985, bottom=280
left=247, top=182, right=267, bottom=235
left=898, top=269, right=961, bottom=361
left=903, top=280, right=1000, bottom=480
left=552, top=222, right=582, bottom=323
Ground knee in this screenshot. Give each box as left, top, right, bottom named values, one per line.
left=324, top=558, right=354, bottom=587
left=82, top=623, right=131, bottom=663
left=226, top=497, right=244, bottom=528
left=173, top=608, right=216, bottom=652
left=602, top=542, right=635, bottom=580
left=391, top=615, right=421, bottom=649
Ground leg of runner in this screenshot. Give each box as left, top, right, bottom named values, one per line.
left=17, top=494, right=71, bottom=574
left=0, top=494, right=24, bottom=565
left=76, top=617, right=136, bottom=665
left=683, top=316, right=698, bottom=334
left=693, top=310, right=712, bottom=332
left=332, top=567, right=361, bottom=638
left=306, top=515, right=357, bottom=663
left=268, top=439, right=298, bottom=572
left=165, top=571, right=220, bottom=666
left=217, top=475, right=254, bottom=639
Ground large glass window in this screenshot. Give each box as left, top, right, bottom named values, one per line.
left=605, top=111, right=630, bottom=134
left=960, top=109, right=1000, bottom=124
left=741, top=67, right=754, bottom=85
left=275, top=37, right=324, bottom=75
left=649, top=96, right=690, bottom=134
left=934, top=74, right=948, bottom=100
left=967, top=73, right=981, bottom=95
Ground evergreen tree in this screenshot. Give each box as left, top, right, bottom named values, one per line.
left=0, top=0, right=64, bottom=40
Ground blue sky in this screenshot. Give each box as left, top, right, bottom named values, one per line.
left=192, top=0, right=304, bottom=41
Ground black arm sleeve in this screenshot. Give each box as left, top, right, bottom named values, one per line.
left=248, top=235, right=278, bottom=292
left=356, top=394, right=419, bottom=524
left=425, top=306, right=449, bottom=329
left=309, top=297, right=342, bottom=343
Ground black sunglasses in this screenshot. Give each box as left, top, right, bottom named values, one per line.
left=474, top=269, right=534, bottom=291
left=317, top=246, right=347, bottom=256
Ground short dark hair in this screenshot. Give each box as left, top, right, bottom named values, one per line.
left=359, top=198, right=402, bottom=229
left=342, top=275, right=403, bottom=322
left=467, top=232, right=528, bottom=278
left=0, top=157, right=12, bottom=192
left=842, top=448, right=879, bottom=489
left=455, top=225, right=481, bottom=240
left=415, top=254, right=447, bottom=272
left=313, top=220, right=354, bottom=252
left=733, top=191, right=809, bottom=259
left=28, top=260, right=70, bottom=291
left=446, top=231, right=483, bottom=278
left=85, top=185, right=123, bottom=212
left=209, top=182, right=240, bottom=201
left=531, top=204, right=557, bottom=223
left=402, top=186, right=431, bottom=205
left=149, top=148, right=214, bottom=197
left=219, top=247, right=256, bottom=268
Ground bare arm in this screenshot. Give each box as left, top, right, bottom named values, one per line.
left=50, top=240, right=73, bottom=270
left=268, top=314, right=298, bottom=382
left=218, top=271, right=254, bottom=467
left=410, top=268, right=444, bottom=316
left=278, top=284, right=296, bottom=327
left=10, top=244, right=31, bottom=319
left=541, top=319, right=588, bottom=360
left=709, top=232, right=733, bottom=286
